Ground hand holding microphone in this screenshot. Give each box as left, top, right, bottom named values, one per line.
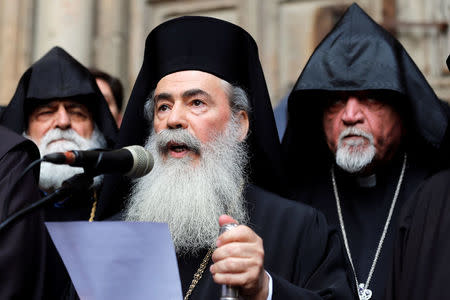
left=211, top=215, right=269, bottom=300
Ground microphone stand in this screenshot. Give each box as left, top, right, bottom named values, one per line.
left=0, top=173, right=94, bottom=233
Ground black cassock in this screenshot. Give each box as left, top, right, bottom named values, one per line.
left=0, top=125, right=46, bottom=300
left=292, top=155, right=428, bottom=299
left=65, top=184, right=353, bottom=300
left=178, top=185, right=352, bottom=299
left=386, top=169, right=450, bottom=300
left=0, top=46, right=118, bottom=300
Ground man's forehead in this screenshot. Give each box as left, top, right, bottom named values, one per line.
left=326, top=90, right=396, bottom=102
left=35, top=99, right=89, bottom=110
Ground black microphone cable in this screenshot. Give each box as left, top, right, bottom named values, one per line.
left=0, top=173, right=94, bottom=233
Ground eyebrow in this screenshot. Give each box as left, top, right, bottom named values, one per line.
left=182, top=89, right=210, bottom=99
left=154, top=89, right=211, bottom=102
left=64, top=103, right=87, bottom=110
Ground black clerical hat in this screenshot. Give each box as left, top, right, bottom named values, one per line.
left=97, top=16, right=284, bottom=219
left=0, top=47, right=118, bottom=147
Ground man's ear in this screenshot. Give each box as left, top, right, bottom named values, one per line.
left=237, top=110, right=249, bottom=141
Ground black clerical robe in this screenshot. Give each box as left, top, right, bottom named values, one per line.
left=0, top=125, right=46, bottom=300
left=177, top=184, right=353, bottom=299
left=280, top=4, right=450, bottom=299
left=386, top=169, right=450, bottom=300
left=64, top=184, right=353, bottom=299
left=291, top=155, right=428, bottom=299
left=0, top=46, right=118, bottom=300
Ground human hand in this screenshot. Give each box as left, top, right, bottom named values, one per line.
left=210, top=215, right=269, bottom=300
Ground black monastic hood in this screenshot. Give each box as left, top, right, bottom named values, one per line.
left=447, top=54, right=450, bottom=71
left=96, top=16, right=284, bottom=219
left=282, top=3, right=450, bottom=178
left=0, top=47, right=118, bottom=147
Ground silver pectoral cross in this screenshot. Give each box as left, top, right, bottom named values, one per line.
left=358, top=283, right=372, bottom=300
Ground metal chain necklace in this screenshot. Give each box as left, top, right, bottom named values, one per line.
left=184, top=248, right=214, bottom=300
left=331, top=153, right=407, bottom=300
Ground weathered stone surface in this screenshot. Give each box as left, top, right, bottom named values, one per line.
left=0, top=0, right=449, bottom=108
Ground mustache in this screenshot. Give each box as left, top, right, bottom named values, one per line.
left=40, top=128, right=82, bottom=148
left=155, top=128, right=202, bottom=155
left=338, top=127, right=374, bottom=144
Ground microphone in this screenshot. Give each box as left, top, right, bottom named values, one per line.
left=42, top=145, right=154, bottom=178
left=219, top=223, right=239, bottom=300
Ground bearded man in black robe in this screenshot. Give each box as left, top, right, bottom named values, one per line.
left=0, top=46, right=118, bottom=221
left=0, top=46, right=118, bottom=299
left=385, top=55, right=450, bottom=300
left=94, top=16, right=353, bottom=300
left=281, top=4, right=450, bottom=300
left=0, top=125, right=46, bottom=299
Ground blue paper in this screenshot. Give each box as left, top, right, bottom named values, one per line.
left=46, top=221, right=182, bottom=300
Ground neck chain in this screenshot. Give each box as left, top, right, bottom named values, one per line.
left=331, top=153, right=407, bottom=300
left=183, top=248, right=214, bottom=300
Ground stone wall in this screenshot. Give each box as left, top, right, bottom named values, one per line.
left=0, top=0, right=449, bottom=108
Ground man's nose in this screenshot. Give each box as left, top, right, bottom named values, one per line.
left=166, top=104, right=188, bottom=129
left=341, top=97, right=364, bottom=125
left=54, top=107, right=71, bottom=129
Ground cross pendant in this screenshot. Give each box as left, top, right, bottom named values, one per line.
left=358, top=283, right=372, bottom=300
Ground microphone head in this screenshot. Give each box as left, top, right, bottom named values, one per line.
left=123, top=145, right=154, bottom=178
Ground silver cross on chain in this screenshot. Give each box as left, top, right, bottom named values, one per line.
left=358, top=283, right=372, bottom=300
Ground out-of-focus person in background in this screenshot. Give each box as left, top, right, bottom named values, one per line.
left=0, top=46, right=118, bottom=299
left=281, top=4, right=450, bottom=300
left=89, top=68, right=124, bottom=127
left=273, top=94, right=289, bottom=141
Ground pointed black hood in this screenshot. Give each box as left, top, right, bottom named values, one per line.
left=282, top=3, right=449, bottom=177
left=0, top=47, right=118, bottom=147
left=96, top=16, right=284, bottom=219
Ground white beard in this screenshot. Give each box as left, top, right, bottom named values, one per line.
left=125, top=118, right=249, bottom=255
left=335, top=127, right=376, bottom=173
left=25, top=127, right=107, bottom=191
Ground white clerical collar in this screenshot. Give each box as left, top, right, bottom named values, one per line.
left=356, top=173, right=377, bottom=188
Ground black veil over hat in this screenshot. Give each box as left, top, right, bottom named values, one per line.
left=96, top=16, right=284, bottom=219
left=282, top=3, right=449, bottom=179
left=0, top=46, right=118, bottom=147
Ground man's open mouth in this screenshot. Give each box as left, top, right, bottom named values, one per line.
left=167, top=141, right=190, bottom=153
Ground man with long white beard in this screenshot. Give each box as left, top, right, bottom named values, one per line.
left=0, top=46, right=118, bottom=299
left=282, top=4, right=450, bottom=300
left=92, top=16, right=353, bottom=300
left=126, top=93, right=249, bottom=254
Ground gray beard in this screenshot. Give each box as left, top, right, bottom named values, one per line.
left=125, top=119, right=249, bottom=255
left=25, top=127, right=107, bottom=191
left=335, top=127, right=376, bottom=173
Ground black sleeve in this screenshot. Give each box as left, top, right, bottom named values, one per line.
left=386, top=170, right=450, bottom=300
left=0, top=144, right=46, bottom=300
left=271, top=210, right=355, bottom=300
